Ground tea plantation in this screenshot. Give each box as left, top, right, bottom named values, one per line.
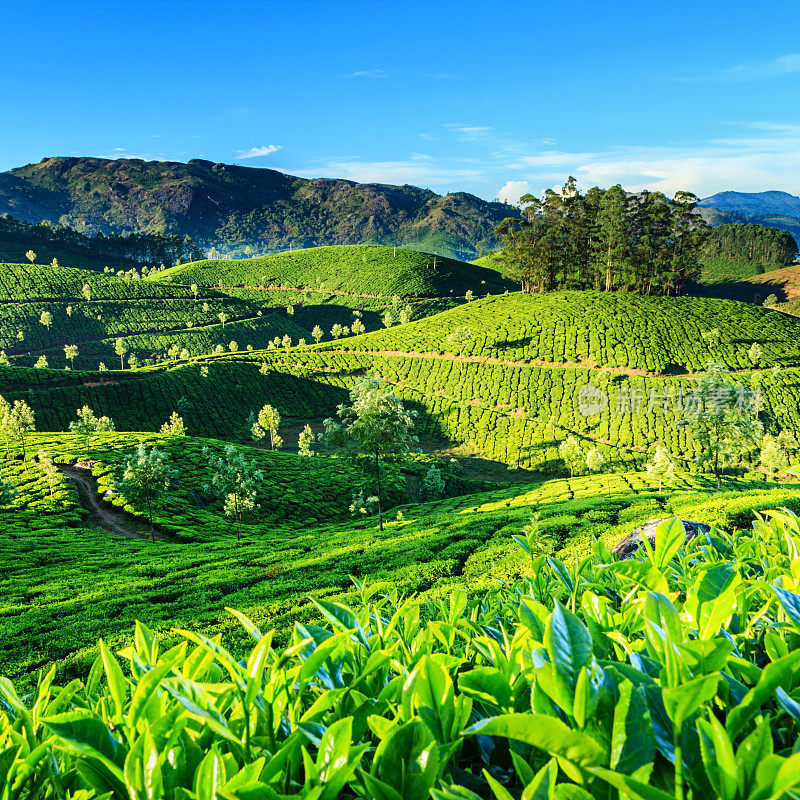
left=153, top=244, right=515, bottom=297
left=4, top=249, right=800, bottom=799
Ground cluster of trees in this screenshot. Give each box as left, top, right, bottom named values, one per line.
left=1, top=213, right=204, bottom=268
left=702, top=222, right=798, bottom=268
left=495, top=178, right=708, bottom=295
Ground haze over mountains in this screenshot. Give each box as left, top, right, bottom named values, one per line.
left=0, top=156, right=511, bottom=260
left=700, top=189, right=800, bottom=243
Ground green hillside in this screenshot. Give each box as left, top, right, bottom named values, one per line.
left=323, top=290, right=800, bottom=371
left=0, top=156, right=512, bottom=258
left=5, top=290, right=800, bottom=478
left=154, top=244, right=516, bottom=297
left=2, top=425, right=797, bottom=690
left=0, top=261, right=310, bottom=367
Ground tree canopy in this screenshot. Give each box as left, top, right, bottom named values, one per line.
left=495, top=178, right=707, bottom=296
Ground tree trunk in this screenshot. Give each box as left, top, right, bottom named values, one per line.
left=374, top=451, right=383, bottom=531
left=148, top=498, right=154, bottom=543
left=235, top=495, right=241, bottom=540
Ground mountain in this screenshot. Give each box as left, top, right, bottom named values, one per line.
left=699, top=190, right=800, bottom=244
left=0, top=156, right=514, bottom=260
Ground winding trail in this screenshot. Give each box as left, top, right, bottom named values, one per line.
left=61, top=464, right=147, bottom=540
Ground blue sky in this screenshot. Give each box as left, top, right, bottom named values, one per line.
left=3, top=0, right=800, bottom=202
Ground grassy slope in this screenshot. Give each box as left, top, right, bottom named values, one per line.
left=0, top=261, right=311, bottom=366
left=153, top=244, right=515, bottom=297
left=5, top=290, right=800, bottom=472
left=321, top=290, right=800, bottom=371
left=2, top=429, right=797, bottom=689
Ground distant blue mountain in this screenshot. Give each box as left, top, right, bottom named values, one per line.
left=699, top=190, right=800, bottom=217
left=699, top=190, right=800, bottom=244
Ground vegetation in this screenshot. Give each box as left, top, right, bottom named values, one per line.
left=0, top=156, right=513, bottom=259
left=153, top=244, right=513, bottom=298
left=5, top=507, right=800, bottom=797
left=495, top=178, right=707, bottom=295
left=0, top=211, right=203, bottom=269
left=701, top=222, right=798, bottom=271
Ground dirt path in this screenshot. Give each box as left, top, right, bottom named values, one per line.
left=61, top=465, right=151, bottom=540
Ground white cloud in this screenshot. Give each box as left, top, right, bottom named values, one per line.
left=235, top=145, right=282, bottom=160
left=446, top=124, right=492, bottom=141
left=284, top=157, right=482, bottom=187
left=674, top=53, right=800, bottom=82
left=350, top=69, right=387, bottom=79
left=497, top=180, right=533, bottom=205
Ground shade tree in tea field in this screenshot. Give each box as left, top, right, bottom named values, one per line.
left=115, top=443, right=176, bottom=542
left=204, top=444, right=265, bottom=540
left=68, top=405, right=115, bottom=454
left=322, top=375, right=418, bottom=530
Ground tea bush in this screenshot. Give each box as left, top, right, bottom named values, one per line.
left=4, top=510, right=800, bottom=797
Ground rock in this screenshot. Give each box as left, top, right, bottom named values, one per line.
left=613, top=518, right=711, bottom=560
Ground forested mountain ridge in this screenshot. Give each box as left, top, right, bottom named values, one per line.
left=700, top=189, right=800, bottom=244
left=0, top=156, right=513, bottom=259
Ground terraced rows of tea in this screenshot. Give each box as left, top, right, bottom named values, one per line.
left=154, top=244, right=514, bottom=296
left=328, top=290, right=800, bottom=371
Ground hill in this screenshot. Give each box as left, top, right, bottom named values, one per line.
left=0, top=156, right=515, bottom=260
left=7, top=290, right=800, bottom=477
left=700, top=189, right=800, bottom=244
left=324, top=290, right=800, bottom=371
left=0, top=261, right=311, bottom=368
left=2, top=425, right=798, bottom=689
left=153, top=244, right=515, bottom=297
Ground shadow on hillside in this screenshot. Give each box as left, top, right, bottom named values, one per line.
left=691, top=279, right=789, bottom=304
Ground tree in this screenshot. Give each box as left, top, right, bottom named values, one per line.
left=645, top=445, right=675, bottom=491
left=204, top=445, right=264, bottom=540
left=191, top=283, right=199, bottom=301
left=286, top=304, right=295, bottom=316
left=322, top=376, right=417, bottom=530
left=229, top=340, right=238, bottom=352
left=218, top=312, right=228, bottom=327
left=760, top=434, right=788, bottom=482
left=116, top=444, right=175, bottom=542
left=82, top=284, right=92, bottom=302
left=558, top=436, right=583, bottom=478
left=763, top=294, right=778, bottom=308
left=69, top=406, right=115, bottom=454
left=180, top=348, right=190, bottom=361
left=585, top=447, right=606, bottom=474
left=64, top=344, right=78, bottom=369
left=298, top=424, right=315, bottom=456
left=0, top=469, right=16, bottom=505
left=160, top=412, right=186, bottom=437
left=701, top=328, right=721, bottom=349
left=678, top=361, right=762, bottom=490
left=252, top=404, right=281, bottom=450
left=382, top=312, right=393, bottom=329
left=748, top=342, right=763, bottom=367
left=36, top=450, right=59, bottom=500
left=282, top=334, right=292, bottom=351
left=312, top=325, right=324, bottom=344
left=25, top=250, right=36, bottom=263
left=331, top=323, right=343, bottom=340
left=446, top=326, right=472, bottom=374
left=115, top=338, right=129, bottom=370
left=421, top=464, right=445, bottom=500
left=7, top=400, right=35, bottom=463
left=34, top=355, right=48, bottom=369
left=128, top=353, right=139, bottom=369
left=351, top=318, right=365, bottom=336
left=168, top=344, right=180, bottom=361
left=0, top=396, right=12, bottom=455
left=40, top=311, right=53, bottom=330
